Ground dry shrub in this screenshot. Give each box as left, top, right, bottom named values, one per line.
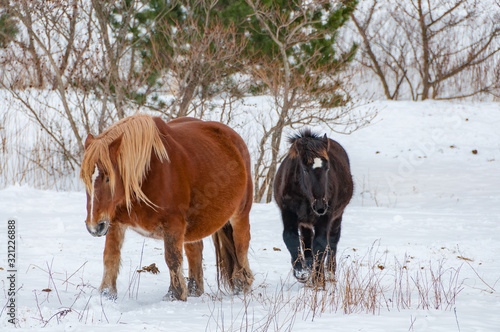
left=205, top=243, right=466, bottom=331
left=294, top=246, right=463, bottom=316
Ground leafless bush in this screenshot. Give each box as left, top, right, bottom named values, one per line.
left=246, top=0, right=375, bottom=202
left=347, top=0, right=500, bottom=100
left=0, top=1, right=163, bottom=188
left=0, top=0, right=375, bottom=190
left=147, top=0, right=248, bottom=119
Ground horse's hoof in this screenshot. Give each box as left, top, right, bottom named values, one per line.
left=163, top=290, right=186, bottom=301
left=230, top=269, right=253, bottom=294
left=231, top=277, right=252, bottom=295
left=100, top=288, right=117, bottom=301
left=162, top=291, right=177, bottom=301
left=187, top=279, right=203, bottom=297
left=188, top=289, right=203, bottom=297
left=325, top=270, right=336, bottom=282
left=293, top=268, right=312, bottom=283
left=231, top=280, right=245, bottom=295
left=308, top=271, right=327, bottom=288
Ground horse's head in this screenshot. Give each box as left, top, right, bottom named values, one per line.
left=290, top=131, right=330, bottom=216
left=81, top=133, right=125, bottom=237
left=80, top=115, right=170, bottom=237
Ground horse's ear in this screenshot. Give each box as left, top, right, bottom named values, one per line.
left=323, top=134, right=329, bottom=149
left=109, top=134, right=124, bottom=165
left=84, top=134, right=95, bottom=150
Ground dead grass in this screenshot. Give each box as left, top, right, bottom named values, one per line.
left=204, top=243, right=466, bottom=331
left=0, top=101, right=81, bottom=190
left=5, top=242, right=478, bottom=330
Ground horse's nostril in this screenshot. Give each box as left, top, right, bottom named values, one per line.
left=88, top=221, right=109, bottom=237
left=312, top=199, right=328, bottom=216
left=97, top=221, right=107, bottom=233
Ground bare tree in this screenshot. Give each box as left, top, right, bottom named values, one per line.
left=246, top=0, right=367, bottom=202
left=351, top=0, right=500, bottom=100
left=148, top=0, right=248, bottom=119
left=351, top=0, right=410, bottom=100
left=6, top=0, right=88, bottom=156
left=91, top=0, right=139, bottom=120
left=1, top=0, right=132, bottom=169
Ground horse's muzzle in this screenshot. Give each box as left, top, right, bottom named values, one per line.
left=312, top=198, right=328, bottom=216
left=86, top=220, right=110, bottom=237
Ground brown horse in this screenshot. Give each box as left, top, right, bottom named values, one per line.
left=80, top=114, right=253, bottom=301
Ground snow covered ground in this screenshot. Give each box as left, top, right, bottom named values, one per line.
left=1, top=100, right=499, bottom=331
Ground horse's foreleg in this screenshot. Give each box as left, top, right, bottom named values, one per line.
left=300, top=226, right=314, bottom=270
left=184, top=241, right=204, bottom=297
left=326, top=217, right=342, bottom=280
left=312, top=221, right=330, bottom=286
left=163, top=230, right=187, bottom=301
left=281, top=209, right=309, bottom=281
left=100, top=223, right=126, bottom=300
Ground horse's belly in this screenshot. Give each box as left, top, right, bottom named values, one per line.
left=129, top=224, right=163, bottom=239
left=184, top=199, right=241, bottom=242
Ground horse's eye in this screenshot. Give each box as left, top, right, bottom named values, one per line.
left=105, top=177, right=109, bottom=183
left=303, top=169, right=308, bottom=174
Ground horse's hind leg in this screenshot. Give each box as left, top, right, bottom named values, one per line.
left=184, top=241, right=204, bottom=296
left=100, top=223, right=126, bottom=300
left=228, top=213, right=254, bottom=292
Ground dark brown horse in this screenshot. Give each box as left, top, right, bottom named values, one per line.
left=274, top=129, right=353, bottom=284
left=80, top=114, right=253, bottom=301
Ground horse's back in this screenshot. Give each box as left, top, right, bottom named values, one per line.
left=327, top=138, right=353, bottom=211
left=166, top=118, right=250, bottom=167
left=327, top=138, right=350, bottom=167
left=153, top=117, right=248, bottom=163
left=163, top=116, right=202, bottom=126
left=327, top=138, right=352, bottom=182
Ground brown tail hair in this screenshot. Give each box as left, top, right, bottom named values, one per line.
left=212, top=222, right=242, bottom=291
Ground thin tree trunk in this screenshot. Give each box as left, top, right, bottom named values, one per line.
left=54, top=0, right=78, bottom=88
left=253, top=128, right=273, bottom=201
left=20, top=1, right=44, bottom=87
left=177, top=78, right=198, bottom=117
left=23, top=35, right=85, bottom=156
left=352, top=13, right=393, bottom=100
left=417, top=0, right=431, bottom=100
left=265, top=125, right=284, bottom=203
left=92, top=0, right=132, bottom=119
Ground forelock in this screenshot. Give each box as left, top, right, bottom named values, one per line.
left=289, top=136, right=328, bottom=164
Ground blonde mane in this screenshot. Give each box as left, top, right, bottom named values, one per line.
left=80, top=114, right=169, bottom=211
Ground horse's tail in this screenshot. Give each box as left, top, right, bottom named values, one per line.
left=212, top=222, right=242, bottom=291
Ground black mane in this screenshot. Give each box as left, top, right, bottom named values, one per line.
left=288, top=128, right=326, bottom=163
left=288, top=128, right=322, bottom=145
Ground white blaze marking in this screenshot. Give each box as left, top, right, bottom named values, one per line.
left=90, top=165, right=99, bottom=222
left=312, top=158, right=323, bottom=169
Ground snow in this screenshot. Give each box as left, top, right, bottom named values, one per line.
left=1, top=100, right=500, bottom=331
